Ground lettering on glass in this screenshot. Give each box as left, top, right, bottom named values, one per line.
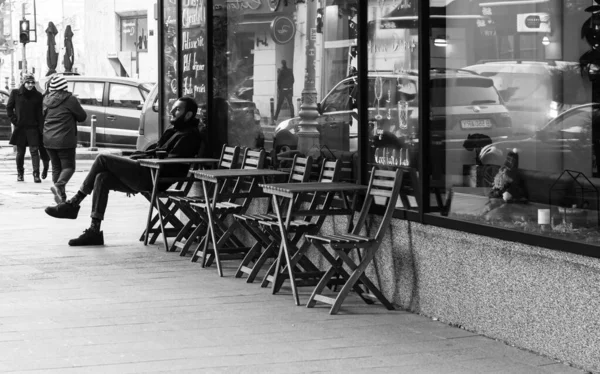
left=226, top=0, right=262, bottom=11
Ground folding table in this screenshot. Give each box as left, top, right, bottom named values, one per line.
left=191, top=168, right=288, bottom=277
left=139, top=158, right=219, bottom=251
left=259, top=182, right=367, bottom=306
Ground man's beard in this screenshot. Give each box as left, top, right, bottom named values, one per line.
left=170, top=116, right=187, bottom=129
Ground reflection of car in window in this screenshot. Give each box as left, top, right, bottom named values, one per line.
left=480, top=103, right=600, bottom=178
left=464, top=60, right=591, bottom=136
left=273, top=69, right=512, bottom=157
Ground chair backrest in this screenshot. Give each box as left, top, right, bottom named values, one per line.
left=240, top=148, right=266, bottom=170
left=317, top=159, right=342, bottom=183
left=287, top=155, right=314, bottom=183
left=218, top=145, right=240, bottom=170
left=352, top=167, right=403, bottom=241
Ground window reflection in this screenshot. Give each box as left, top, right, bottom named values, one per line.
left=433, top=0, right=600, bottom=243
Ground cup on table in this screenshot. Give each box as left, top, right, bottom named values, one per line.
left=156, top=150, right=168, bottom=159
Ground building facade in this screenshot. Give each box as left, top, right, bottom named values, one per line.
left=169, top=0, right=600, bottom=371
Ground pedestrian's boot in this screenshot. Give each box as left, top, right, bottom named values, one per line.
left=50, top=185, right=67, bottom=204
left=41, top=161, right=49, bottom=180
left=17, top=173, right=24, bottom=182
left=33, top=171, right=41, bottom=183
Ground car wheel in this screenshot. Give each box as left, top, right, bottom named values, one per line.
left=278, top=144, right=292, bottom=153
left=481, top=164, right=500, bottom=187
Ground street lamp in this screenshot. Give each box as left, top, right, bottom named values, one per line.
left=296, top=0, right=320, bottom=155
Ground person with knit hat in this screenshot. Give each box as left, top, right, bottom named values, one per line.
left=42, top=74, right=87, bottom=204
left=6, top=73, right=49, bottom=182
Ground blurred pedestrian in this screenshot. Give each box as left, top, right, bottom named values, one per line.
left=6, top=73, right=48, bottom=182
left=42, top=75, right=87, bottom=204
left=44, top=96, right=205, bottom=247
left=274, top=60, right=294, bottom=121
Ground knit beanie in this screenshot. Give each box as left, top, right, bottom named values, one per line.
left=22, top=73, right=35, bottom=83
left=49, top=75, right=68, bottom=91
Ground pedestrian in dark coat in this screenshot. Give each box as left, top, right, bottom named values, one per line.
left=7, top=73, right=49, bottom=182
left=42, top=74, right=87, bottom=204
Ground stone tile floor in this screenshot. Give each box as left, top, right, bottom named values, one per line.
left=0, top=156, right=591, bottom=373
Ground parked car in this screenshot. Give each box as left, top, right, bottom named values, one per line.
left=274, top=69, right=513, bottom=154
left=0, top=89, right=11, bottom=140
left=479, top=103, right=600, bottom=178
left=39, top=75, right=154, bottom=149
left=464, top=60, right=592, bottom=136
left=136, top=84, right=264, bottom=152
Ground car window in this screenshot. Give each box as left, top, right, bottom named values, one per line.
left=431, top=77, right=501, bottom=107
left=477, top=71, right=549, bottom=104
left=321, top=78, right=355, bottom=113
left=109, top=84, right=144, bottom=109
left=72, top=82, right=103, bottom=106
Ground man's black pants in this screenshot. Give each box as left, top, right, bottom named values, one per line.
left=80, top=154, right=154, bottom=220
left=274, top=88, right=294, bottom=119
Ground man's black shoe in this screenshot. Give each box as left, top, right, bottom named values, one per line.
left=68, top=229, right=104, bottom=246
left=45, top=202, right=80, bottom=219
left=17, top=173, right=24, bottom=182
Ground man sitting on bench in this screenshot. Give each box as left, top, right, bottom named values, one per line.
left=45, top=96, right=207, bottom=246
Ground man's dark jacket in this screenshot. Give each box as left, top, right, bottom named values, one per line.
left=131, top=117, right=206, bottom=181
left=7, top=85, right=43, bottom=147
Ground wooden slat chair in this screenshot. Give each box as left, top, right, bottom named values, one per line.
left=138, top=146, right=236, bottom=246
left=167, top=145, right=241, bottom=254
left=257, top=159, right=343, bottom=290
left=304, top=167, right=403, bottom=315
left=189, top=148, right=267, bottom=268
left=233, top=154, right=314, bottom=282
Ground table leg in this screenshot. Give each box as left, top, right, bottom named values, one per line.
left=201, top=179, right=223, bottom=277
left=144, top=168, right=160, bottom=246
left=271, top=194, right=300, bottom=306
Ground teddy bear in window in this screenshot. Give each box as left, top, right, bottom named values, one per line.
left=488, top=149, right=528, bottom=203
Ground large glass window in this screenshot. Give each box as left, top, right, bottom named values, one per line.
left=219, top=0, right=359, bottom=176
left=162, top=1, right=178, bottom=129
left=430, top=0, right=599, bottom=244
left=181, top=1, right=206, bottom=104
left=368, top=0, right=420, bottom=208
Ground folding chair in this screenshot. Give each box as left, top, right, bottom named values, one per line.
left=168, top=144, right=240, bottom=254
left=189, top=148, right=267, bottom=268
left=233, top=154, right=314, bottom=282
left=256, top=159, right=343, bottom=289
left=138, top=148, right=224, bottom=247
left=304, top=167, right=403, bottom=315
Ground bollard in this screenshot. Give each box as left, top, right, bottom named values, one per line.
left=89, top=114, right=97, bottom=151
left=270, top=97, right=275, bottom=125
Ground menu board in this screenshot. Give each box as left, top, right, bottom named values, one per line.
left=162, top=0, right=178, bottom=129
left=181, top=0, right=207, bottom=104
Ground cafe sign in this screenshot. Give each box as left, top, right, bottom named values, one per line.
left=517, top=13, right=551, bottom=33
left=270, top=16, right=295, bottom=44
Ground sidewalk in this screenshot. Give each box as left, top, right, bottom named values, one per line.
left=0, top=159, right=590, bottom=374
left=0, top=140, right=122, bottom=162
